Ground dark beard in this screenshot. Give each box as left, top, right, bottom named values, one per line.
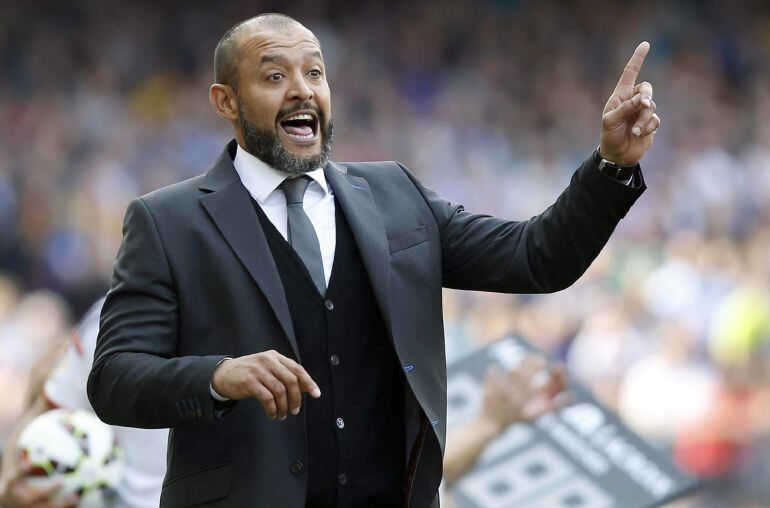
left=237, top=96, right=333, bottom=177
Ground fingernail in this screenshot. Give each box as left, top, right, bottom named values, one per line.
left=632, top=126, right=642, bottom=136
left=642, top=98, right=651, bottom=107
left=292, top=407, right=300, bottom=415
left=312, top=388, right=321, bottom=398
left=280, top=415, right=287, bottom=421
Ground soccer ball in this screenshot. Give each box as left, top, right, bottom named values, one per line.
left=17, top=409, right=123, bottom=508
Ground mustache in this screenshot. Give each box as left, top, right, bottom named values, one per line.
left=276, top=102, right=323, bottom=121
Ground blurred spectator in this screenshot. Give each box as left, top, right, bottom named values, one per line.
left=0, top=282, right=70, bottom=444
left=0, top=299, right=166, bottom=508
left=442, top=356, right=567, bottom=487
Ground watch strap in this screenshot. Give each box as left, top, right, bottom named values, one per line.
left=593, top=149, right=638, bottom=183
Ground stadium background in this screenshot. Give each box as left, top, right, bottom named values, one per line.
left=1, top=0, right=769, bottom=506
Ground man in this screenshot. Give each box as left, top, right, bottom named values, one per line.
left=0, top=299, right=167, bottom=508
left=0, top=310, right=561, bottom=508
left=0, top=299, right=555, bottom=508
left=87, top=13, right=658, bottom=508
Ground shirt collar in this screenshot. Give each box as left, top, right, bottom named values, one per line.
left=232, top=144, right=329, bottom=204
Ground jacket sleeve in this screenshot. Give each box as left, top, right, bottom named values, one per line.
left=399, top=155, right=645, bottom=293
left=87, top=197, right=229, bottom=428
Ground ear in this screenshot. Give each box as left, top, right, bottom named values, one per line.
left=209, top=84, right=239, bottom=122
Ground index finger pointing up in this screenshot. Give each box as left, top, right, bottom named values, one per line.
left=616, top=41, right=650, bottom=89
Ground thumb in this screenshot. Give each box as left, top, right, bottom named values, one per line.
left=8, top=459, right=34, bottom=483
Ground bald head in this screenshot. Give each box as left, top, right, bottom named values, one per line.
left=214, top=13, right=311, bottom=91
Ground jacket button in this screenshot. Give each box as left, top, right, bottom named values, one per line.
left=336, top=417, right=345, bottom=429
left=324, top=300, right=334, bottom=310
left=290, top=461, right=304, bottom=475
left=338, top=472, right=348, bottom=485
left=330, top=355, right=340, bottom=366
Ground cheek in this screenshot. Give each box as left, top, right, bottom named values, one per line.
left=243, top=89, right=282, bottom=126
left=317, top=85, right=332, bottom=115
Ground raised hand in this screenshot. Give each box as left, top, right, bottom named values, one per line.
left=479, top=355, right=569, bottom=431
left=211, top=350, right=321, bottom=420
left=600, top=42, right=661, bottom=166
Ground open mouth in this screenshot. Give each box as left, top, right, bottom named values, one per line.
left=278, top=111, right=319, bottom=144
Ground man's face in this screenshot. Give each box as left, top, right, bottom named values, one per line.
left=233, top=25, right=332, bottom=174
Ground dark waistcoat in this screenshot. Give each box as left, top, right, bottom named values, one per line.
left=252, top=197, right=406, bottom=508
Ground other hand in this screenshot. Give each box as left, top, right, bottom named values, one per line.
left=479, top=355, right=568, bottom=432
left=599, top=41, right=661, bottom=166
left=0, top=462, right=79, bottom=508
left=211, top=350, right=321, bottom=420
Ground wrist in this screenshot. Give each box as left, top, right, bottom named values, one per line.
left=477, top=412, right=506, bottom=438
left=595, top=146, right=636, bottom=168
left=210, top=357, right=233, bottom=399
left=594, top=147, right=637, bottom=183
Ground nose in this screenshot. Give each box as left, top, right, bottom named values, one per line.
left=286, top=73, right=314, bottom=102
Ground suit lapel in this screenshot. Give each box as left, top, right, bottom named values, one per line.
left=198, top=144, right=300, bottom=360
left=325, top=162, right=393, bottom=339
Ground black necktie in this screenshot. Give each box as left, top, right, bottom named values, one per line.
left=281, top=176, right=327, bottom=295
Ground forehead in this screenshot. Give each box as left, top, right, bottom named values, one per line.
left=236, top=25, right=323, bottom=64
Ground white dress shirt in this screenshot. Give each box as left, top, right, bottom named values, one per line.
left=232, top=144, right=337, bottom=285
left=211, top=145, right=337, bottom=402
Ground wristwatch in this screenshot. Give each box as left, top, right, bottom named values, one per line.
left=593, top=148, right=637, bottom=184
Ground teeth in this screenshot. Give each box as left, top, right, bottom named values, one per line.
left=286, top=132, right=315, bottom=139
left=284, top=113, right=314, bottom=122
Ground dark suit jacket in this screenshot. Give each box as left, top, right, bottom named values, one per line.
left=88, top=140, right=644, bottom=507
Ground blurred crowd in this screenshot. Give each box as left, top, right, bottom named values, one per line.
left=1, top=0, right=770, bottom=505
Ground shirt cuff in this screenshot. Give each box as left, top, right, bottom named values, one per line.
left=210, top=357, right=233, bottom=401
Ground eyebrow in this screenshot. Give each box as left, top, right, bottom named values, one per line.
left=259, top=50, right=323, bottom=66
left=259, top=54, right=288, bottom=65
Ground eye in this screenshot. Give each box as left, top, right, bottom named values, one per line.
left=308, top=69, right=323, bottom=78
left=268, top=73, right=284, bottom=81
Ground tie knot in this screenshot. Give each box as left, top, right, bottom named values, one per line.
left=281, top=176, right=311, bottom=205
